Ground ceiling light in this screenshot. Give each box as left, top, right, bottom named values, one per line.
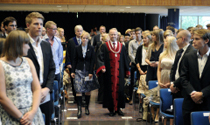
left=59, top=8, right=63, bottom=10
left=126, top=6, right=131, bottom=8
left=57, top=6, right=62, bottom=7
left=120, top=9, right=124, bottom=11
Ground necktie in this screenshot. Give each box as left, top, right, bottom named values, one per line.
left=177, top=49, right=184, bottom=61
left=78, top=39, right=81, bottom=45
left=173, top=49, right=184, bottom=80
left=113, top=42, right=116, bottom=50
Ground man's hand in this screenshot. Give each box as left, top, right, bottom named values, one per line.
left=170, top=84, right=179, bottom=93
left=191, top=91, right=203, bottom=104
left=41, top=88, right=50, bottom=103
left=129, top=62, right=132, bottom=66
left=67, top=64, right=72, bottom=68
left=102, top=68, right=106, bottom=73
left=71, top=73, right=75, bottom=78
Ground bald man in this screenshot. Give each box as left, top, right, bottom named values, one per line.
left=170, top=30, right=194, bottom=96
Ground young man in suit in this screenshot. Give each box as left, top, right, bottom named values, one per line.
left=180, top=29, right=210, bottom=125
left=0, top=17, right=17, bottom=38
left=25, top=12, right=55, bottom=125
left=170, top=30, right=194, bottom=98
left=66, top=25, right=83, bottom=102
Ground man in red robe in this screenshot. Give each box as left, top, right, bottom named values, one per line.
left=96, top=28, right=130, bottom=116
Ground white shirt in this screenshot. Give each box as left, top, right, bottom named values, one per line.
left=28, top=34, right=50, bottom=104
left=197, top=48, right=210, bottom=78
left=77, top=38, right=81, bottom=45
left=28, top=34, right=44, bottom=84
left=175, top=44, right=190, bottom=80
left=82, top=44, right=88, bottom=58
left=110, top=41, right=117, bottom=48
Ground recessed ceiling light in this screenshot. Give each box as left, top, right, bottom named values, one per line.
left=59, top=8, right=63, bottom=10
left=57, top=6, right=62, bottom=7
left=126, top=6, right=131, bottom=8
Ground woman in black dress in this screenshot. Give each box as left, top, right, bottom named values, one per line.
left=71, top=32, right=95, bottom=118
left=145, top=29, right=164, bottom=83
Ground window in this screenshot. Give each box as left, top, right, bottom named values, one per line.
left=179, top=16, right=210, bottom=29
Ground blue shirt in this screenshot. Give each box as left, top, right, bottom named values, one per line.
left=44, top=35, right=63, bottom=74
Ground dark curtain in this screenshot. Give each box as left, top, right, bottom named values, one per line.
left=160, top=16, right=168, bottom=31
left=0, top=11, right=146, bottom=40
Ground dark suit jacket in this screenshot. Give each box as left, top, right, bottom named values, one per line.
left=27, top=40, right=55, bottom=91
left=65, top=37, right=80, bottom=66
left=180, top=50, right=210, bottom=110
left=72, top=44, right=95, bottom=74
left=93, top=34, right=100, bottom=47
left=170, top=45, right=194, bottom=89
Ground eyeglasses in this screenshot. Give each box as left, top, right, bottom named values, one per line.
left=176, top=37, right=182, bottom=40
left=49, top=28, right=57, bottom=30
left=9, top=25, right=17, bottom=27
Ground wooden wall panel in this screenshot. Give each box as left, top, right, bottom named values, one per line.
left=0, top=0, right=210, bottom=6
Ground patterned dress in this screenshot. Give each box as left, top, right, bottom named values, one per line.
left=0, top=57, right=44, bottom=125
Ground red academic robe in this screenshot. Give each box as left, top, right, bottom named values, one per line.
left=96, top=41, right=130, bottom=111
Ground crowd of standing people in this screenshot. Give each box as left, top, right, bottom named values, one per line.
left=0, top=11, right=210, bottom=125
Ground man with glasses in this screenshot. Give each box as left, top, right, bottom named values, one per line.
left=170, top=30, right=194, bottom=101
left=43, top=21, right=63, bottom=95
left=0, top=17, right=17, bottom=38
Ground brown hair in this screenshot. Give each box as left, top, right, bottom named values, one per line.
left=2, top=30, right=30, bottom=61
left=194, top=29, right=210, bottom=46
left=25, top=12, right=44, bottom=25
left=151, top=29, right=164, bottom=51
left=45, top=21, right=57, bottom=29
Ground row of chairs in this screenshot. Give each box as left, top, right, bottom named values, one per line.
left=50, top=64, right=66, bottom=124
left=146, top=80, right=210, bottom=125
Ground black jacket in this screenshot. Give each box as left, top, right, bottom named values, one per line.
left=180, top=50, right=210, bottom=111
left=170, top=45, right=194, bottom=89
left=72, top=44, right=95, bottom=74
left=27, top=40, right=55, bottom=92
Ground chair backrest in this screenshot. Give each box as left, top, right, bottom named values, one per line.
left=191, top=111, right=210, bottom=125
left=53, top=80, right=59, bottom=101
left=160, top=88, right=172, bottom=112
left=174, top=98, right=184, bottom=125
left=148, top=80, right=158, bottom=90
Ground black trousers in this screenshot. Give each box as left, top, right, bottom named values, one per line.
left=182, top=101, right=208, bottom=125
left=40, top=96, right=53, bottom=125
left=69, top=68, right=76, bottom=101
left=129, top=63, right=138, bottom=100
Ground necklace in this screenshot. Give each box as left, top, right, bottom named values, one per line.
left=108, top=41, right=121, bottom=57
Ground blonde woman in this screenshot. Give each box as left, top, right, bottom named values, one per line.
left=163, top=30, right=173, bottom=39
left=157, top=36, right=178, bottom=89
left=71, top=32, right=96, bottom=118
